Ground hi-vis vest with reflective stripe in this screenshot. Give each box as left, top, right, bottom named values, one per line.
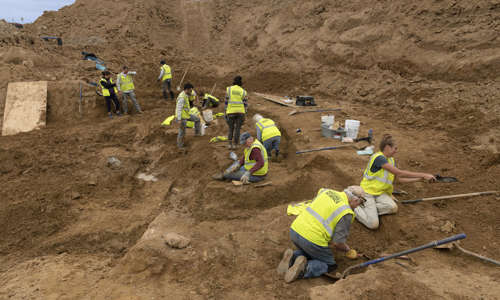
left=177, top=91, right=191, bottom=119
left=291, top=189, right=354, bottom=247
left=256, top=118, right=281, bottom=141
left=119, top=73, right=135, bottom=92
left=243, top=139, right=268, bottom=176
left=161, top=64, right=172, bottom=81
left=360, top=151, right=396, bottom=196
left=99, top=78, right=118, bottom=97
left=203, top=93, right=219, bottom=103
left=226, top=85, right=247, bottom=114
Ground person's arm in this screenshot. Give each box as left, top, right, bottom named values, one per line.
left=256, top=124, right=262, bottom=141
left=225, top=88, right=230, bottom=106
left=158, top=68, right=164, bottom=81
left=248, top=148, right=264, bottom=174
left=116, top=74, right=122, bottom=92
left=176, top=97, right=184, bottom=121
left=330, top=215, right=352, bottom=252
left=382, top=163, right=435, bottom=182
left=239, top=157, right=244, bottom=166
left=397, top=177, right=423, bottom=183
left=100, top=80, right=115, bottom=89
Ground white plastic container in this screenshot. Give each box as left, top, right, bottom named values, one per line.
left=345, top=120, right=360, bottom=139
left=321, top=115, right=334, bottom=126
left=202, top=109, right=213, bottom=122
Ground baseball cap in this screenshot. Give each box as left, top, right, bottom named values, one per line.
left=239, top=132, right=251, bottom=145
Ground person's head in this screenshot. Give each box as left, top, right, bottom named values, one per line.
left=122, top=66, right=128, bottom=74
left=380, top=134, right=397, bottom=157
left=160, top=60, right=166, bottom=65
left=184, top=82, right=194, bottom=94
left=233, top=75, right=243, bottom=86
left=253, top=114, right=263, bottom=123
left=102, top=70, right=111, bottom=79
left=239, top=132, right=253, bottom=147
left=344, top=186, right=367, bottom=209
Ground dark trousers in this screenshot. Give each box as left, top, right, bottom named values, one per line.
left=105, top=94, right=120, bottom=113
left=162, top=79, right=175, bottom=100
left=227, top=113, right=245, bottom=144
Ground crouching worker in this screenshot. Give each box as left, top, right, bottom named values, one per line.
left=356, top=134, right=436, bottom=229
left=253, top=114, right=281, bottom=160
left=213, top=132, right=268, bottom=183
left=199, top=91, right=220, bottom=109
left=277, top=186, right=367, bottom=283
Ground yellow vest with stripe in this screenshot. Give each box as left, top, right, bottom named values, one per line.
left=256, top=118, right=281, bottom=141
left=203, top=93, right=219, bottom=103
left=99, top=78, right=118, bottom=97
left=226, top=85, right=247, bottom=114
left=177, top=91, right=191, bottom=120
left=161, top=64, right=172, bottom=81
left=291, top=189, right=354, bottom=247
left=119, top=73, right=135, bottom=92
left=360, top=151, right=396, bottom=196
left=243, top=139, right=268, bottom=176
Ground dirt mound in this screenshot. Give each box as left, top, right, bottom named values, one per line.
left=0, top=0, right=499, bottom=299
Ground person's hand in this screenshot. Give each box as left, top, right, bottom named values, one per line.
left=345, top=249, right=358, bottom=260
left=241, top=171, right=251, bottom=184
left=423, top=174, right=436, bottom=182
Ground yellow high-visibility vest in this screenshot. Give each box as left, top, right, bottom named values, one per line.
left=203, top=93, right=219, bottom=103
left=256, top=118, right=281, bottom=141
left=119, top=73, right=135, bottom=92
left=291, top=189, right=354, bottom=247
left=226, top=85, right=247, bottom=114
left=99, top=78, right=118, bottom=97
left=176, top=91, right=191, bottom=120
left=360, top=151, right=396, bottom=196
left=161, top=64, right=172, bottom=81
left=243, top=139, right=268, bottom=176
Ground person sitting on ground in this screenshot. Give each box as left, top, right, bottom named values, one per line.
left=117, top=66, right=142, bottom=114
left=277, top=186, right=366, bottom=283
left=176, top=83, right=201, bottom=148
left=253, top=114, right=281, bottom=160
left=199, top=90, right=220, bottom=109
left=356, top=134, right=436, bottom=229
left=212, top=132, right=268, bottom=183
left=99, top=71, right=121, bottom=118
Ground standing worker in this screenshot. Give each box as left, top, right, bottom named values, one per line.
left=277, top=186, right=366, bottom=283
left=212, top=132, right=268, bottom=183
left=253, top=114, right=281, bottom=160
left=356, top=134, right=436, bottom=229
left=176, top=83, right=201, bottom=148
left=225, top=76, right=248, bottom=149
left=158, top=60, right=174, bottom=100
left=117, top=66, right=143, bottom=114
left=99, top=71, right=121, bottom=118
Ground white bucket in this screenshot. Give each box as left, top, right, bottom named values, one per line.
left=321, top=115, right=334, bottom=126
left=345, top=120, right=360, bottom=139
left=202, top=109, right=213, bottom=122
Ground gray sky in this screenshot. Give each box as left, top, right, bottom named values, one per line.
left=1, top=0, right=75, bottom=23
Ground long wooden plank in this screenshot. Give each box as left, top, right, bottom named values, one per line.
left=2, top=81, right=47, bottom=136
left=253, top=92, right=298, bottom=108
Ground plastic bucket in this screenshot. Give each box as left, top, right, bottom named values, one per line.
left=321, top=115, right=334, bottom=126
left=202, top=109, right=213, bottom=122
left=345, top=120, right=360, bottom=139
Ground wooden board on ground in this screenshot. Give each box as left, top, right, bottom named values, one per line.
left=2, top=81, right=48, bottom=136
left=253, top=92, right=298, bottom=108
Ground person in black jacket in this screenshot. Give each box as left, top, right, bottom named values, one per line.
left=99, top=71, right=121, bottom=118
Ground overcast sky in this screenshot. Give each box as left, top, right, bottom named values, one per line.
left=1, top=0, right=75, bottom=23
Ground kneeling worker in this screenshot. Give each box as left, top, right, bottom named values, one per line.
left=277, top=186, right=366, bottom=283
left=176, top=83, right=201, bottom=148
left=199, top=90, right=220, bottom=109
left=213, top=132, right=268, bottom=183
left=253, top=114, right=281, bottom=160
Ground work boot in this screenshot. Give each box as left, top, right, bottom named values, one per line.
left=284, top=256, right=307, bottom=283
left=108, top=112, right=113, bottom=119
left=277, top=249, right=293, bottom=276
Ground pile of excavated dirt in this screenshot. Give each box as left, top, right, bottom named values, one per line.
left=0, top=0, right=499, bottom=299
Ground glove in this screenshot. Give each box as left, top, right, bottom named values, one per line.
left=224, top=161, right=240, bottom=175
left=240, top=171, right=251, bottom=184
left=346, top=249, right=358, bottom=260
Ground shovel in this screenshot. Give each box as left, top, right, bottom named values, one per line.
left=435, top=241, right=500, bottom=266
left=296, top=144, right=368, bottom=155
left=435, top=174, right=458, bottom=183
left=176, top=63, right=192, bottom=91
left=328, top=233, right=466, bottom=280
left=288, top=108, right=341, bottom=116
left=210, top=83, right=217, bottom=95
left=401, top=191, right=498, bottom=204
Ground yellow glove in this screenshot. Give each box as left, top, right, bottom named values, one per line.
left=346, top=249, right=358, bottom=259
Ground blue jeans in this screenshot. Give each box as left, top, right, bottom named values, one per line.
left=223, top=166, right=265, bottom=183
left=289, top=228, right=337, bottom=278
left=263, top=136, right=281, bottom=156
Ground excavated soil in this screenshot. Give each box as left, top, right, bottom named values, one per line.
left=0, top=0, right=499, bottom=299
